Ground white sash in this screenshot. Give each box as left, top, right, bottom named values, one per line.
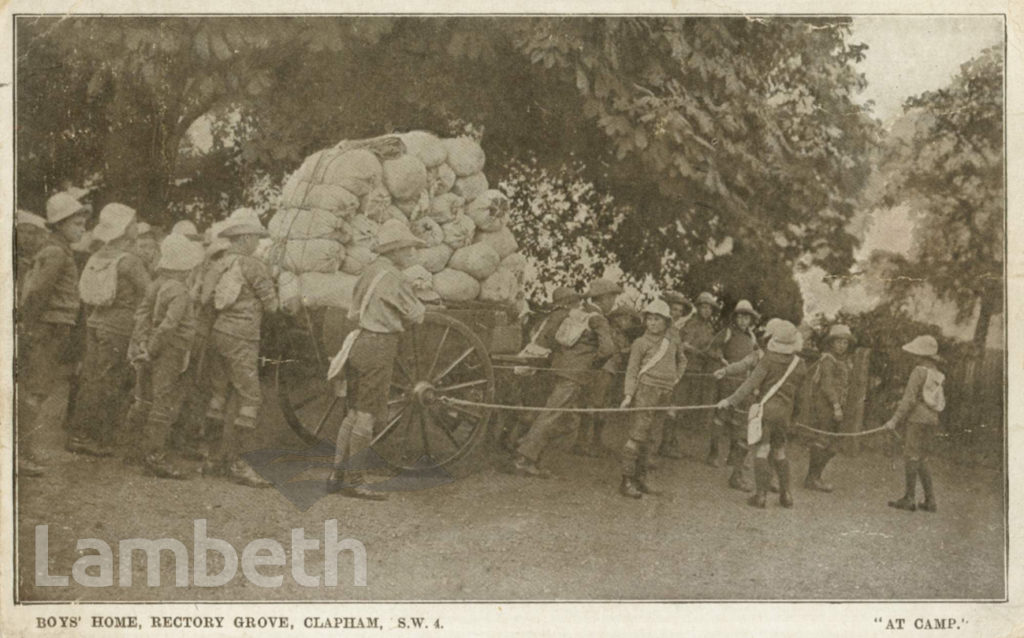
left=638, top=337, right=671, bottom=380
left=326, top=269, right=390, bottom=381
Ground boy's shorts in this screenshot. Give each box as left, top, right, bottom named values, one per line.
left=628, top=383, right=671, bottom=443
left=902, top=420, right=936, bottom=460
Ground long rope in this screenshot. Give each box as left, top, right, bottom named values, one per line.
left=439, top=396, right=716, bottom=414
left=489, top=363, right=739, bottom=379
left=438, top=396, right=895, bottom=439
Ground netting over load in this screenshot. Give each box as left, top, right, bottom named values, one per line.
left=263, top=131, right=527, bottom=313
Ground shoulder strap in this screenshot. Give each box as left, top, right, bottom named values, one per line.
left=529, top=315, right=551, bottom=345
left=760, top=355, right=800, bottom=407
left=350, top=268, right=390, bottom=321
left=638, top=337, right=671, bottom=379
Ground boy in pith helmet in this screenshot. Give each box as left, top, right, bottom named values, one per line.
left=884, top=335, right=946, bottom=513
left=618, top=299, right=686, bottom=498
left=803, top=324, right=855, bottom=493
left=18, top=193, right=92, bottom=476
left=67, top=203, right=151, bottom=458
left=708, top=299, right=761, bottom=491
left=201, top=212, right=278, bottom=488
left=326, top=220, right=426, bottom=500
left=513, top=279, right=619, bottom=478
left=126, top=234, right=205, bottom=479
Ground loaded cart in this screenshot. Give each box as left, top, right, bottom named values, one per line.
left=257, top=129, right=534, bottom=472
left=266, top=300, right=530, bottom=472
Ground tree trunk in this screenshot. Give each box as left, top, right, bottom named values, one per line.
left=972, top=292, right=994, bottom=351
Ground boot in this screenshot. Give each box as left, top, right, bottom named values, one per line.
left=917, top=461, right=937, bottom=513
left=804, top=448, right=834, bottom=492
left=512, top=454, right=551, bottom=478
left=226, top=459, right=271, bottom=488
left=17, top=459, right=45, bottom=478
left=619, top=476, right=642, bottom=499
left=65, top=434, right=114, bottom=457
left=888, top=460, right=918, bottom=511
left=705, top=438, right=724, bottom=467
left=658, top=429, right=682, bottom=459
left=338, top=471, right=388, bottom=501
left=635, top=449, right=659, bottom=495
left=728, top=466, right=754, bottom=492
left=143, top=452, right=187, bottom=480
left=747, top=458, right=768, bottom=508
left=775, top=458, right=794, bottom=508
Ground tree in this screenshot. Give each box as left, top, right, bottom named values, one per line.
left=15, top=17, right=396, bottom=223
left=880, top=45, right=1003, bottom=348
left=18, top=17, right=878, bottom=286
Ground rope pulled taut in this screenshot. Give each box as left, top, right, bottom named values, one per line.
left=438, top=396, right=897, bottom=439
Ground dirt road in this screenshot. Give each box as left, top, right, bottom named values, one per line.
left=16, top=391, right=1004, bottom=602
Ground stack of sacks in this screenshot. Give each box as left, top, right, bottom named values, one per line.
left=267, top=130, right=529, bottom=310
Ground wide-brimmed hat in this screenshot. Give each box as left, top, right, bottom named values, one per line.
left=92, top=203, right=137, bottom=244
left=644, top=299, right=672, bottom=320
left=220, top=223, right=268, bottom=238
left=17, top=209, right=48, bottom=229
left=584, top=279, right=623, bottom=299
left=663, top=291, right=689, bottom=307
left=763, top=317, right=784, bottom=338
left=171, top=219, right=204, bottom=241
left=826, top=324, right=855, bottom=344
left=767, top=320, right=800, bottom=354
left=375, top=219, right=426, bottom=254
left=552, top=286, right=581, bottom=308
left=902, top=335, right=940, bottom=360
left=733, top=299, right=760, bottom=319
left=218, top=207, right=268, bottom=238
left=157, top=234, right=204, bottom=271
left=136, top=222, right=155, bottom=238
left=45, top=192, right=90, bottom=225
left=695, top=291, right=721, bottom=309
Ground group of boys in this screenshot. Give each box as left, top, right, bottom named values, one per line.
left=507, top=282, right=945, bottom=512
left=17, top=192, right=946, bottom=512
left=18, top=192, right=279, bottom=488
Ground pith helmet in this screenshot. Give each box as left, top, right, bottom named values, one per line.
left=902, top=335, right=940, bottom=360
left=584, top=279, right=623, bottom=298
left=733, top=299, right=760, bottom=319
left=827, top=324, right=855, bottom=344
left=45, top=192, right=90, bottom=225
left=696, top=291, right=721, bottom=309
left=157, top=234, right=204, bottom=271
left=767, top=320, right=800, bottom=355
left=92, top=203, right=137, bottom=244
left=644, top=299, right=672, bottom=320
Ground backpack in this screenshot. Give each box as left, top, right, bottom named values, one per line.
left=79, top=253, right=126, bottom=307
left=213, top=257, right=245, bottom=311
left=554, top=308, right=599, bottom=348
left=921, top=368, right=946, bottom=413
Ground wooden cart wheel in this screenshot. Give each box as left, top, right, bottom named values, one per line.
left=277, top=316, right=343, bottom=448
left=278, top=311, right=495, bottom=472
left=371, top=311, right=495, bottom=471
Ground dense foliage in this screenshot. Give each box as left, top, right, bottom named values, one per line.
left=17, top=16, right=879, bottom=293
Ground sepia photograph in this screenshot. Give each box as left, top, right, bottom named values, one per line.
left=0, top=3, right=1017, bottom=635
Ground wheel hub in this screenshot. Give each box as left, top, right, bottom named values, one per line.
left=412, top=381, right=437, bottom=406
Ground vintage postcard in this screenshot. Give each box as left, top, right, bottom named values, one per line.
left=0, top=1, right=1019, bottom=636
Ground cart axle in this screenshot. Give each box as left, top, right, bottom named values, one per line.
left=412, top=381, right=437, bottom=406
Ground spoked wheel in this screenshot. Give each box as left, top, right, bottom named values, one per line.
left=277, top=309, right=345, bottom=447
left=371, top=311, right=495, bottom=472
